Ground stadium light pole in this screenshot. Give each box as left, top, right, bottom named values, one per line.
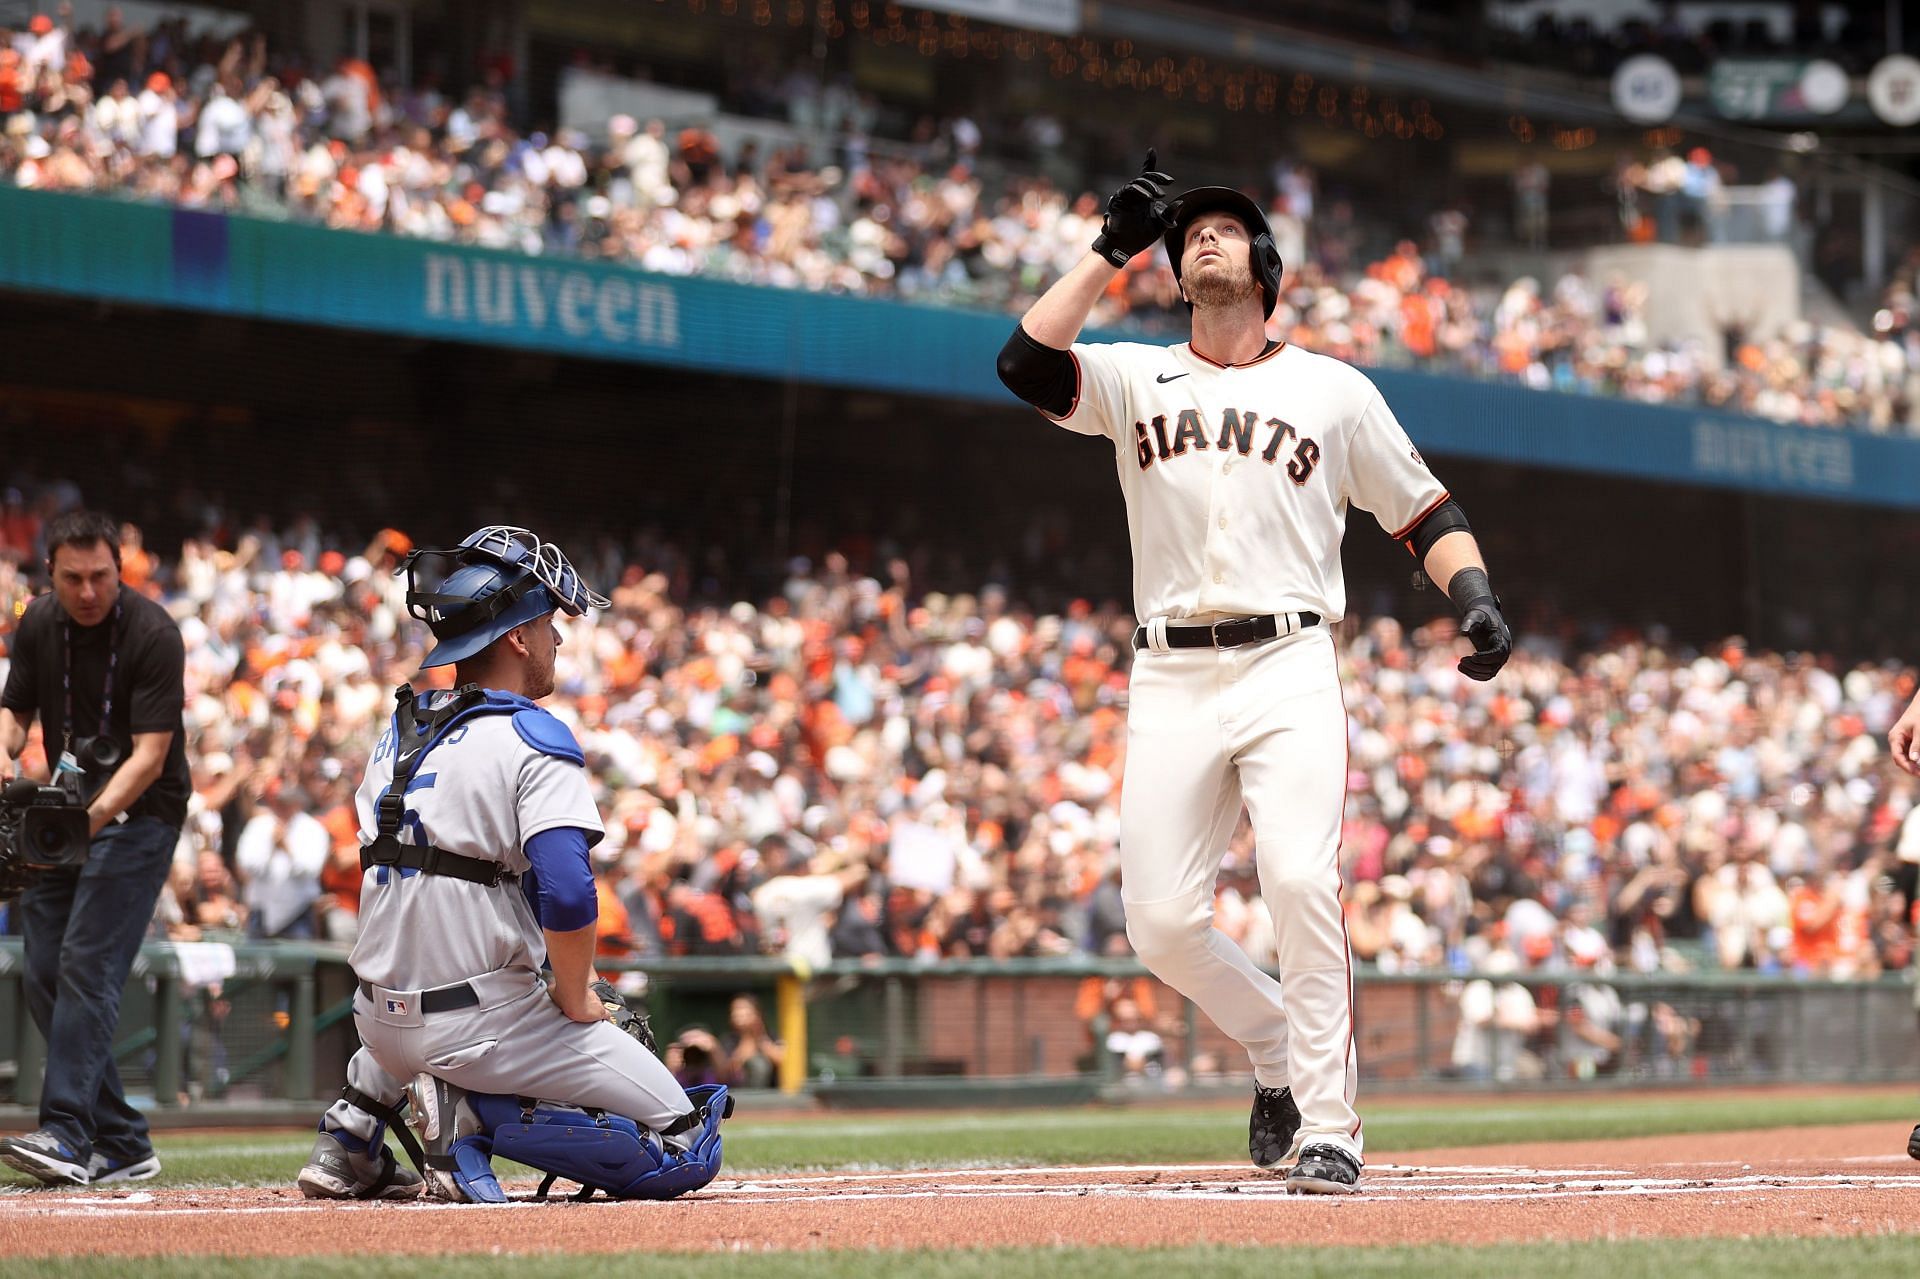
left=1864, top=180, right=1886, bottom=298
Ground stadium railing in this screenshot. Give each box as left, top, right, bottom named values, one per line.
left=2, top=942, right=1914, bottom=1113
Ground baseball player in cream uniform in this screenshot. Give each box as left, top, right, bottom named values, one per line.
left=1890, top=682, right=1920, bottom=1162
left=996, top=155, right=1513, bottom=1193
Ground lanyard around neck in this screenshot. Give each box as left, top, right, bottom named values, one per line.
left=62, top=596, right=123, bottom=756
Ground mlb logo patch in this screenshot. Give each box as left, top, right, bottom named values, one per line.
left=385, top=998, right=409, bottom=1015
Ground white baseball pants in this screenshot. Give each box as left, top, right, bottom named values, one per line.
left=1120, top=624, right=1361, bottom=1161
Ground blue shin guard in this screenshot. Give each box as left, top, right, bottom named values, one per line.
left=405, top=1074, right=508, bottom=1204
left=649, top=1084, right=731, bottom=1198
left=464, top=1086, right=731, bottom=1201
left=440, top=1131, right=507, bottom=1204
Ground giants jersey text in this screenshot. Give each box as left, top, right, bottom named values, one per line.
left=1046, top=340, right=1447, bottom=623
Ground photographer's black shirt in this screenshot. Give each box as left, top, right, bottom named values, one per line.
left=2, top=590, right=191, bottom=829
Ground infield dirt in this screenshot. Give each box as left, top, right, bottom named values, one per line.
left=3, top=1120, right=1917, bottom=1257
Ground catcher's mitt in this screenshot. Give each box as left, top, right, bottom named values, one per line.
left=591, top=978, right=657, bottom=1055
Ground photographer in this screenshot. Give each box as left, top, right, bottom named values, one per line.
left=0, top=511, right=188, bottom=1187
left=665, top=1025, right=731, bottom=1089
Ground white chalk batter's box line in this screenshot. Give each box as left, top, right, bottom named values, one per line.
left=4, top=1164, right=1919, bottom=1217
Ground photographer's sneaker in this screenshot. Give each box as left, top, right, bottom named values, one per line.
left=89, top=1149, right=162, bottom=1185
left=1285, top=1143, right=1361, bottom=1195
left=0, top=1129, right=90, bottom=1186
left=296, top=1122, right=422, bottom=1200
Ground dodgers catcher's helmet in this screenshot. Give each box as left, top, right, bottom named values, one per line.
left=1161, top=186, right=1283, bottom=319
left=400, top=525, right=609, bottom=668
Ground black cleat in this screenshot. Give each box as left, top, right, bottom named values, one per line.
left=1286, top=1143, right=1361, bottom=1195
left=1249, top=1084, right=1301, bottom=1169
left=1909, top=1123, right=1919, bottom=1161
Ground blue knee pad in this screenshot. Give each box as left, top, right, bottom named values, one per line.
left=461, top=1086, right=731, bottom=1201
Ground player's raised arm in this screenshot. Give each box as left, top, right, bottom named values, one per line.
left=996, top=151, right=1173, bottom=415
left=1024, top=149, right=1173, bottom=347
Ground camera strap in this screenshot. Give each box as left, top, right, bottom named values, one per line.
left=360, top=683, right=516, bottom=888
left=61, top=597, right=122, bottom=759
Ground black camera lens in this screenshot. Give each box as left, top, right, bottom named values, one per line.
left=79, top=736, right=123, bottom=771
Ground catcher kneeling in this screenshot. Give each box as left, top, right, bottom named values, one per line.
left=297, top=527, right=729, bottom=1204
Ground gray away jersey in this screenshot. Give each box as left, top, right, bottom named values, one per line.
left=348, top=711, right=605, bottom=991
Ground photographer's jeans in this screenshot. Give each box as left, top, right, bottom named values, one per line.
left=20, top=816, right=177, bottom=1160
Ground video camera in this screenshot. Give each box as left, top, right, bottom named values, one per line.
left=73, top=735, right=123, bottom=774
left=0, top=778, right=91, bottom=901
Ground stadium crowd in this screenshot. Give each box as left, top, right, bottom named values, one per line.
left=1483, top=2, right=1886, bottom=77
left=3, top=8, right=1919, bottom=434
left=2, top=499, right=1915, bottom=1008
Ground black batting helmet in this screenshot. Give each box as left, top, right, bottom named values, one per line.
left=1162, top=186, right=1283, bottom=318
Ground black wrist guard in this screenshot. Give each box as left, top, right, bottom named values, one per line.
left=1445, top=566, right=1496, bottom=617
left=1089, top=232, right=1132, bottom=269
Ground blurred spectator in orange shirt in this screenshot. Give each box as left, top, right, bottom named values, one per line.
left=1786, top=875, right=1842, bottom=973
left=595, top=858, right=641, bottom=958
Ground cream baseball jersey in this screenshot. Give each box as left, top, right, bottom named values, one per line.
left=1047, top=340, right=1447, bottom=623
left=349, top=711, right=605, bottom=991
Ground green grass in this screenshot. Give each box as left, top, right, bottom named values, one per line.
left=4, top=1088, right=1911, bottom=1190
left=11, top=1239, right=1920, bottom=1279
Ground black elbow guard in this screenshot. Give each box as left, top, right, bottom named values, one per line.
left=996, top=325, right=1078, bottom=418
left=1401, top=498, right=1471, bottom=559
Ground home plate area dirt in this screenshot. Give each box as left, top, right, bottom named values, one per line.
left=4, top=1123, right=1917, bottom=1257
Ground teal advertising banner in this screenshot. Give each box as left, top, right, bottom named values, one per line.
left=3, top=187, right=1917, bottom=510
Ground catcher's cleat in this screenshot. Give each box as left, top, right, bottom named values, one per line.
left=297, top=1123, right=422, bottom=1200
left=1286, top=1143, right=1361, bottom=1195
left=409, top=1073, right=506, bottom=1204
left=1909, top=1123, right=1919, bottom=1161
left=1249, top=1083, right=1301, bottom=1169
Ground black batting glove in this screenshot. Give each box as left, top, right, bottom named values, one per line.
left=1458, top=599, right=1513, bottom=681
left=1091, top=149, right=1175, bottom=268
left=1443, top=566, right=1511, bottom=681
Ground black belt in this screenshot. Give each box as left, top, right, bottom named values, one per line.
left=1132, top=612, right=1320, bottom=651
left=359, top=979, right=481, bottom=1014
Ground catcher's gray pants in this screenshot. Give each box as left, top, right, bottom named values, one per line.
left=322, top=966, right=692, bottom=1143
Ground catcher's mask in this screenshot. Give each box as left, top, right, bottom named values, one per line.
left=401, top=525, right=609, bottom=669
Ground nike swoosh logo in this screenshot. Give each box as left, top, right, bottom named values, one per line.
left=1156, top=372, right=1189, bottom=383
